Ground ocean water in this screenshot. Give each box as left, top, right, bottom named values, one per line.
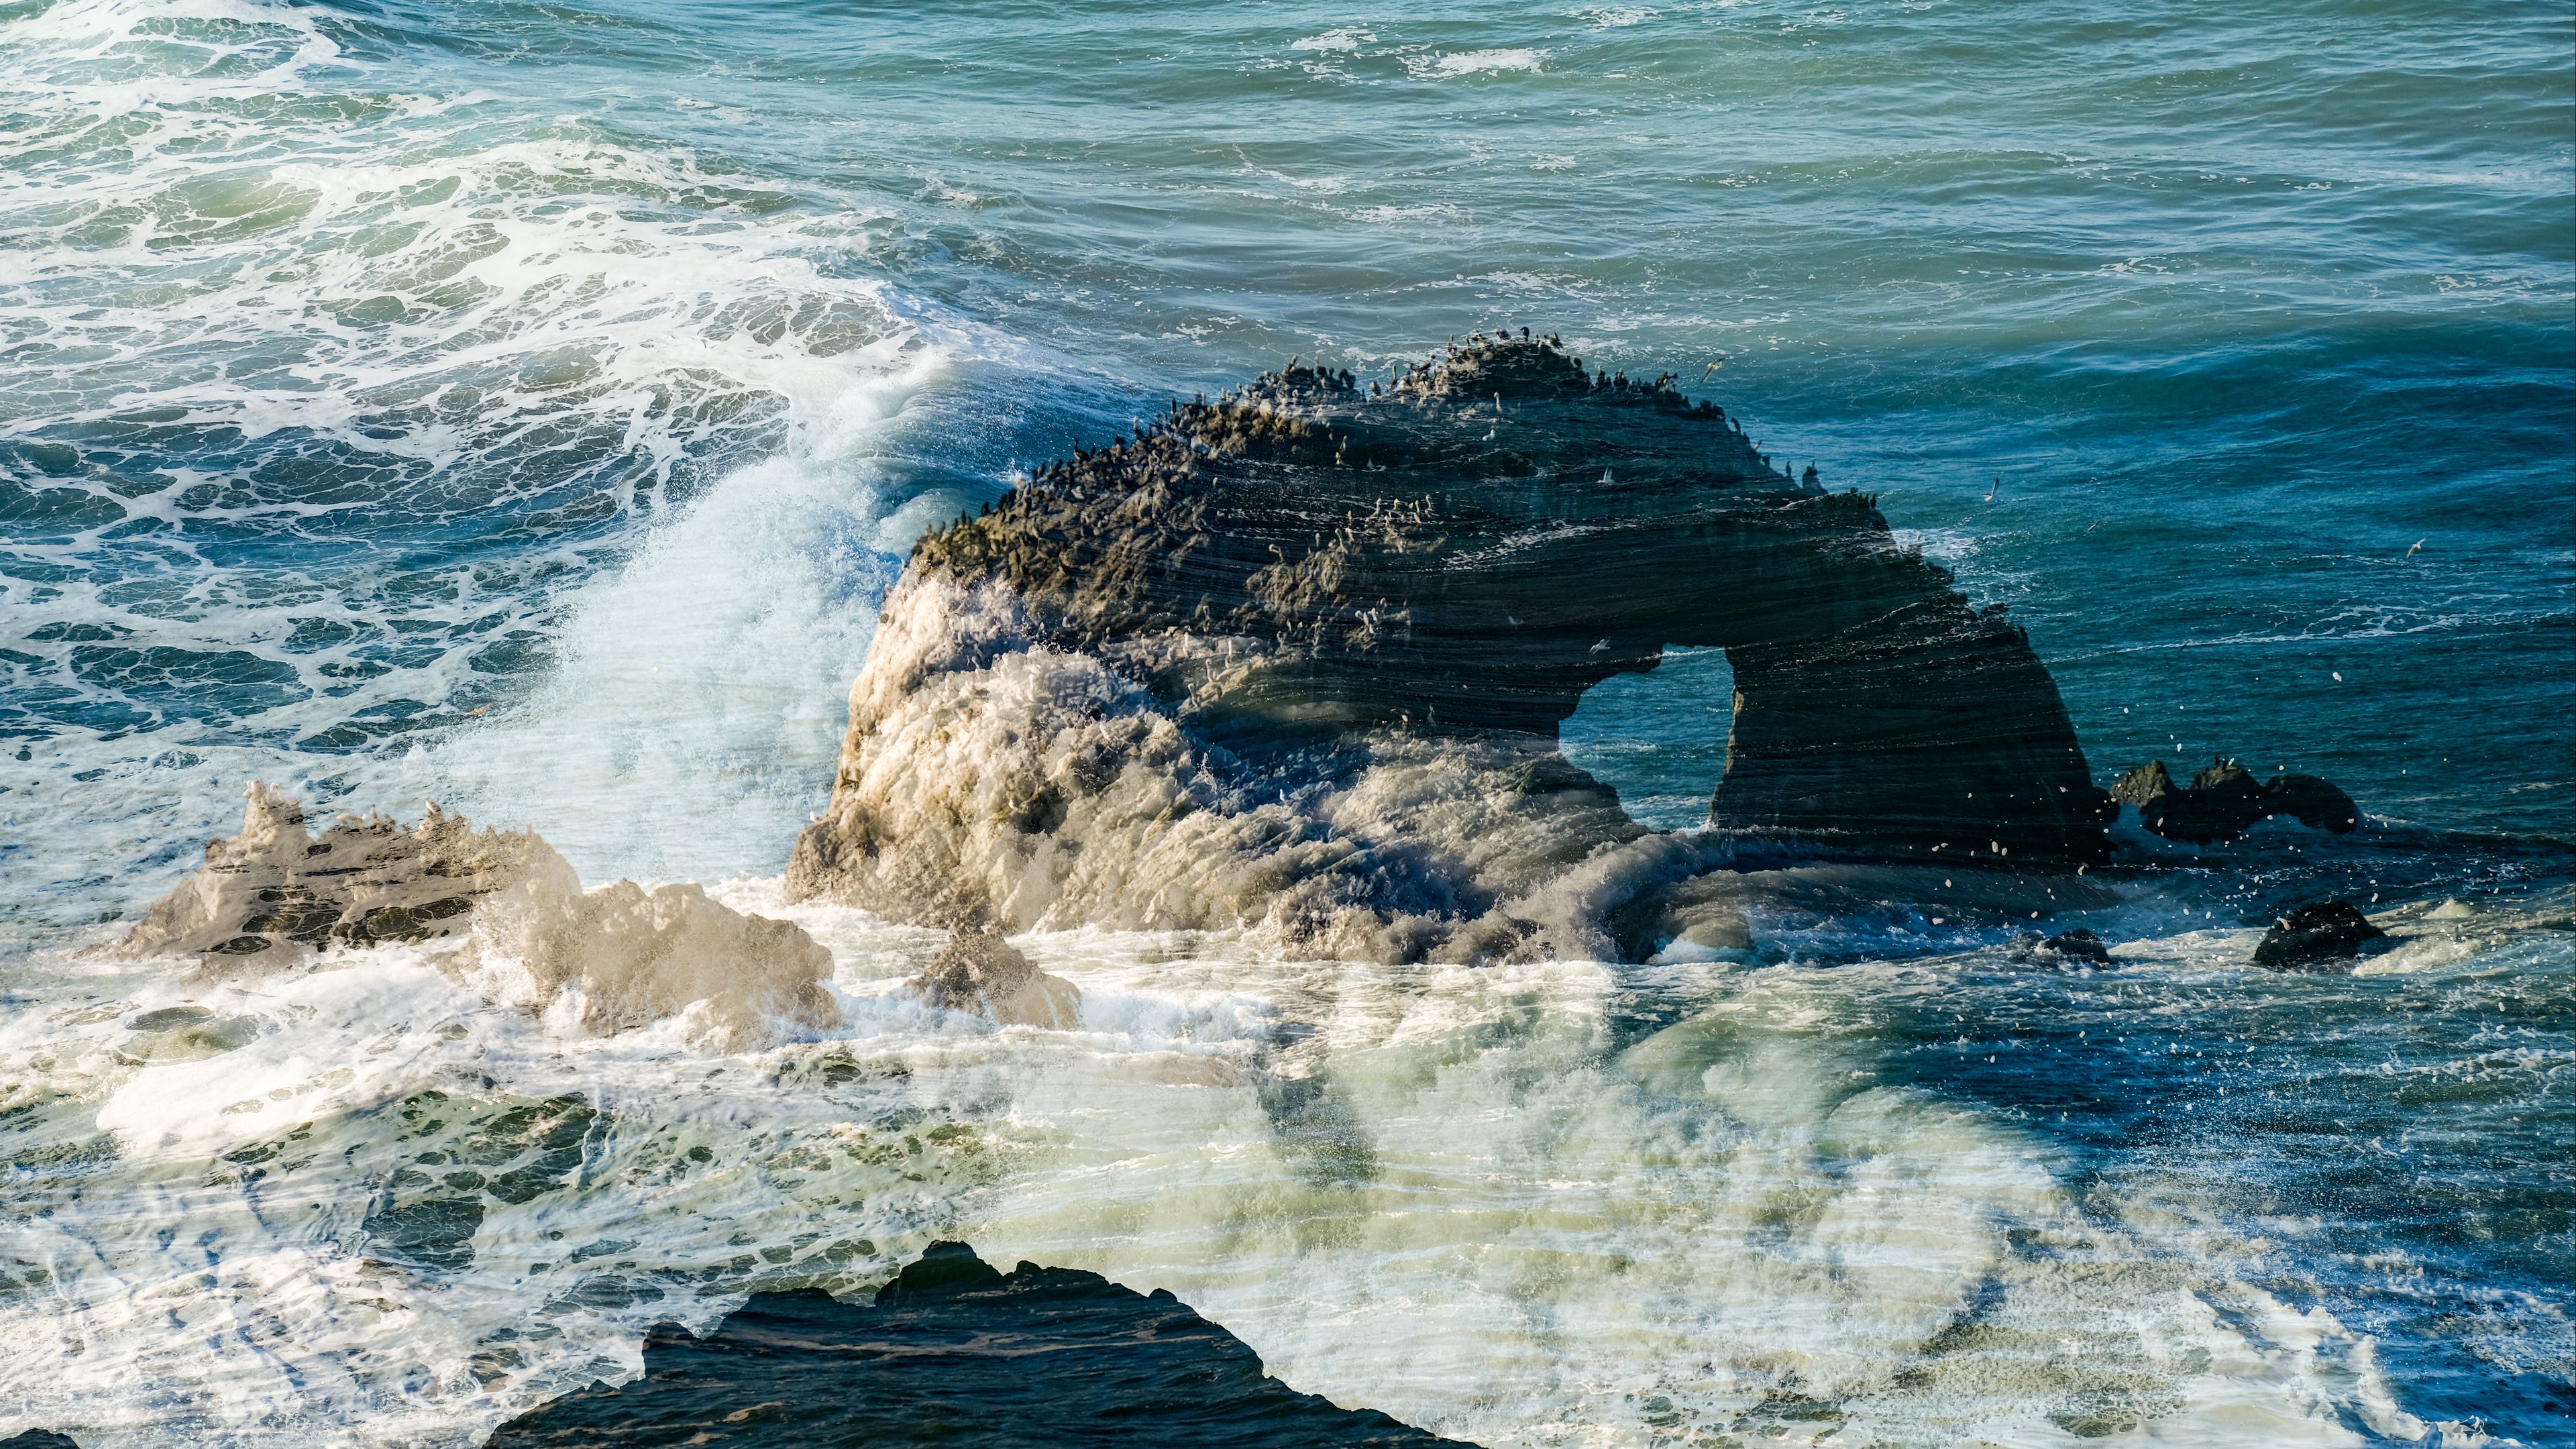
left=1, top=0, right=2570, bottom=1444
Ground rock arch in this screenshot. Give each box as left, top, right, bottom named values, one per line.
left=788, top=334, right=2108, bottom=961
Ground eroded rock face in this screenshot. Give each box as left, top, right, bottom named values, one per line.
left=121, top=785, right=837, bottom=1048
left=790, top=333, right=2109, bottom=963
left=118, top=782, right=569, bottom=966
left=2110, top=759, right=2360, bottom=845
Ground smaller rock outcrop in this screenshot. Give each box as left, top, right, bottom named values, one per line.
left=117, top=784, right=839, bottom=1049
left=116, top=782, right=561, bottom=965
left=2110, top=759, right=2359, bottom=844
left=910, top=928, right=1081, bottom=1029
left=2037, top=928, right=2112, bottom=965
left=487, top=1242, right=1468, bottom=1447
left=2261, top=771, right=2361, bottom=833
left=2004, top=928, right=2112, bottom=967
left=2253, top=901, right=2388, bottom=971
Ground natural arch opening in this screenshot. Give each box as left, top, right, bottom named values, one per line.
left=1560, top=647, right=1737, bottom=833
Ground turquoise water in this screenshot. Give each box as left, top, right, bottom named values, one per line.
left=0, top=1, right=2569, bottom=1444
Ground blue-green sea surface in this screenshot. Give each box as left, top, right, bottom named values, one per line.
left=0, top=1, right=2568, bottom=1446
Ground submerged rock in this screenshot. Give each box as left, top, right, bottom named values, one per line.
left=487, top=1241, right=1469, bottom=1447
left=2110, top=758, right=2360, bottom=845
left=2253, top=900, right=2389, bottom=971
left=2002, top=927, right=2112, bottom=967
left=911, top=928, right=1081, bottom=1028
left=117, top=785, right=837, bottom=1049
left=790, top=333, right=2110, bottom=962
left=2037, top=928, right=2112, bottom=965
left=1607, top=870, right=1757, bottom=963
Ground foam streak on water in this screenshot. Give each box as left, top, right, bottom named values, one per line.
left=4, top=890, right=2565, bottom=1448
left=0, top=0, right=950, bottom=912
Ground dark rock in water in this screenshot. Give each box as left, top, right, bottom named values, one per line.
left=0, top=1432, right=80, bottom=1448
left=2182, top=760, right=2273, bottom=837
left=788, top=333, right=2109, bottom=962
left=488, top=1240, right=1469, bottom=1448
left=2039, top=928, right=2112, bottom=964
left=2110, top=758, right=2361, bottom=845
left=2254, top=901, right=2389, bottom=971
left=2005, top=927, right=2112, bottom=967
left=2110, top=759, right=2263, bottom=843
left=2263, top=771, right=2360, bottom=833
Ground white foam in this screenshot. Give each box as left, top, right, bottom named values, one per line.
left=0, top=910, right=2499, bottom=1447
left=390, top=345, right=942, bottom=885
left=1413, top=48, right=1548, bottom=78
left=1291, top=28, right=1375, bottom=53
left=0, top=0, right=959, bottom=915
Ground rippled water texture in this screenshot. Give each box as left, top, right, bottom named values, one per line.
left=0, top=1, right=2569, bottom=1446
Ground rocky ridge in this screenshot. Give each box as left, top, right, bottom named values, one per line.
left=2110, top=759, right=2360, bottom=845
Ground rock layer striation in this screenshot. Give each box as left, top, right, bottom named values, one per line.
left=790, top=334, right=2109, bottom=961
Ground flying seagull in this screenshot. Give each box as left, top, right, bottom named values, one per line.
left=1984, top=475, right=1999, bottom=502
left=1701, top=359, right=1725, bottom=380
left=2407, top=538, right=2424, bottom=557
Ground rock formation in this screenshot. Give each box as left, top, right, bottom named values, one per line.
left=2253, top=900, right=2388, bottom=971
left=788, top=332, right=2108, bottom=963
left=2109, top=759, right=2359, bottom=845
left=910, top=928, right=1081, bottom=1028
left=119, top=784, right=837, bottom=1048
left=117, top=782, right=556, bottom=965
left=488, top=1242, right=1469, bottom=1446
left=2020, top=928, right=2112, bottom=965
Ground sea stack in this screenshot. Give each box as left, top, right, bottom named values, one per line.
left=789, top=333, right=2111, bottom=963
left=2109, top=758, right=2361, bottom=844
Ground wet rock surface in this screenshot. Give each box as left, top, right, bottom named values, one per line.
left=118, top=786, right=837, bottom=1049
left=2254, top=901, right=2390, bottom=971
left=911, top=928, right=1081, bottom=1028
left=114, top=781, right=559, bottom=967
left=2033, top=928, right=2113, bottom=965
left=2110, top=759, right=2360, bottom=845
left=790, top=334, right=2110, bottom=962
left=487, top=1241, right=1470, bottom=1448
